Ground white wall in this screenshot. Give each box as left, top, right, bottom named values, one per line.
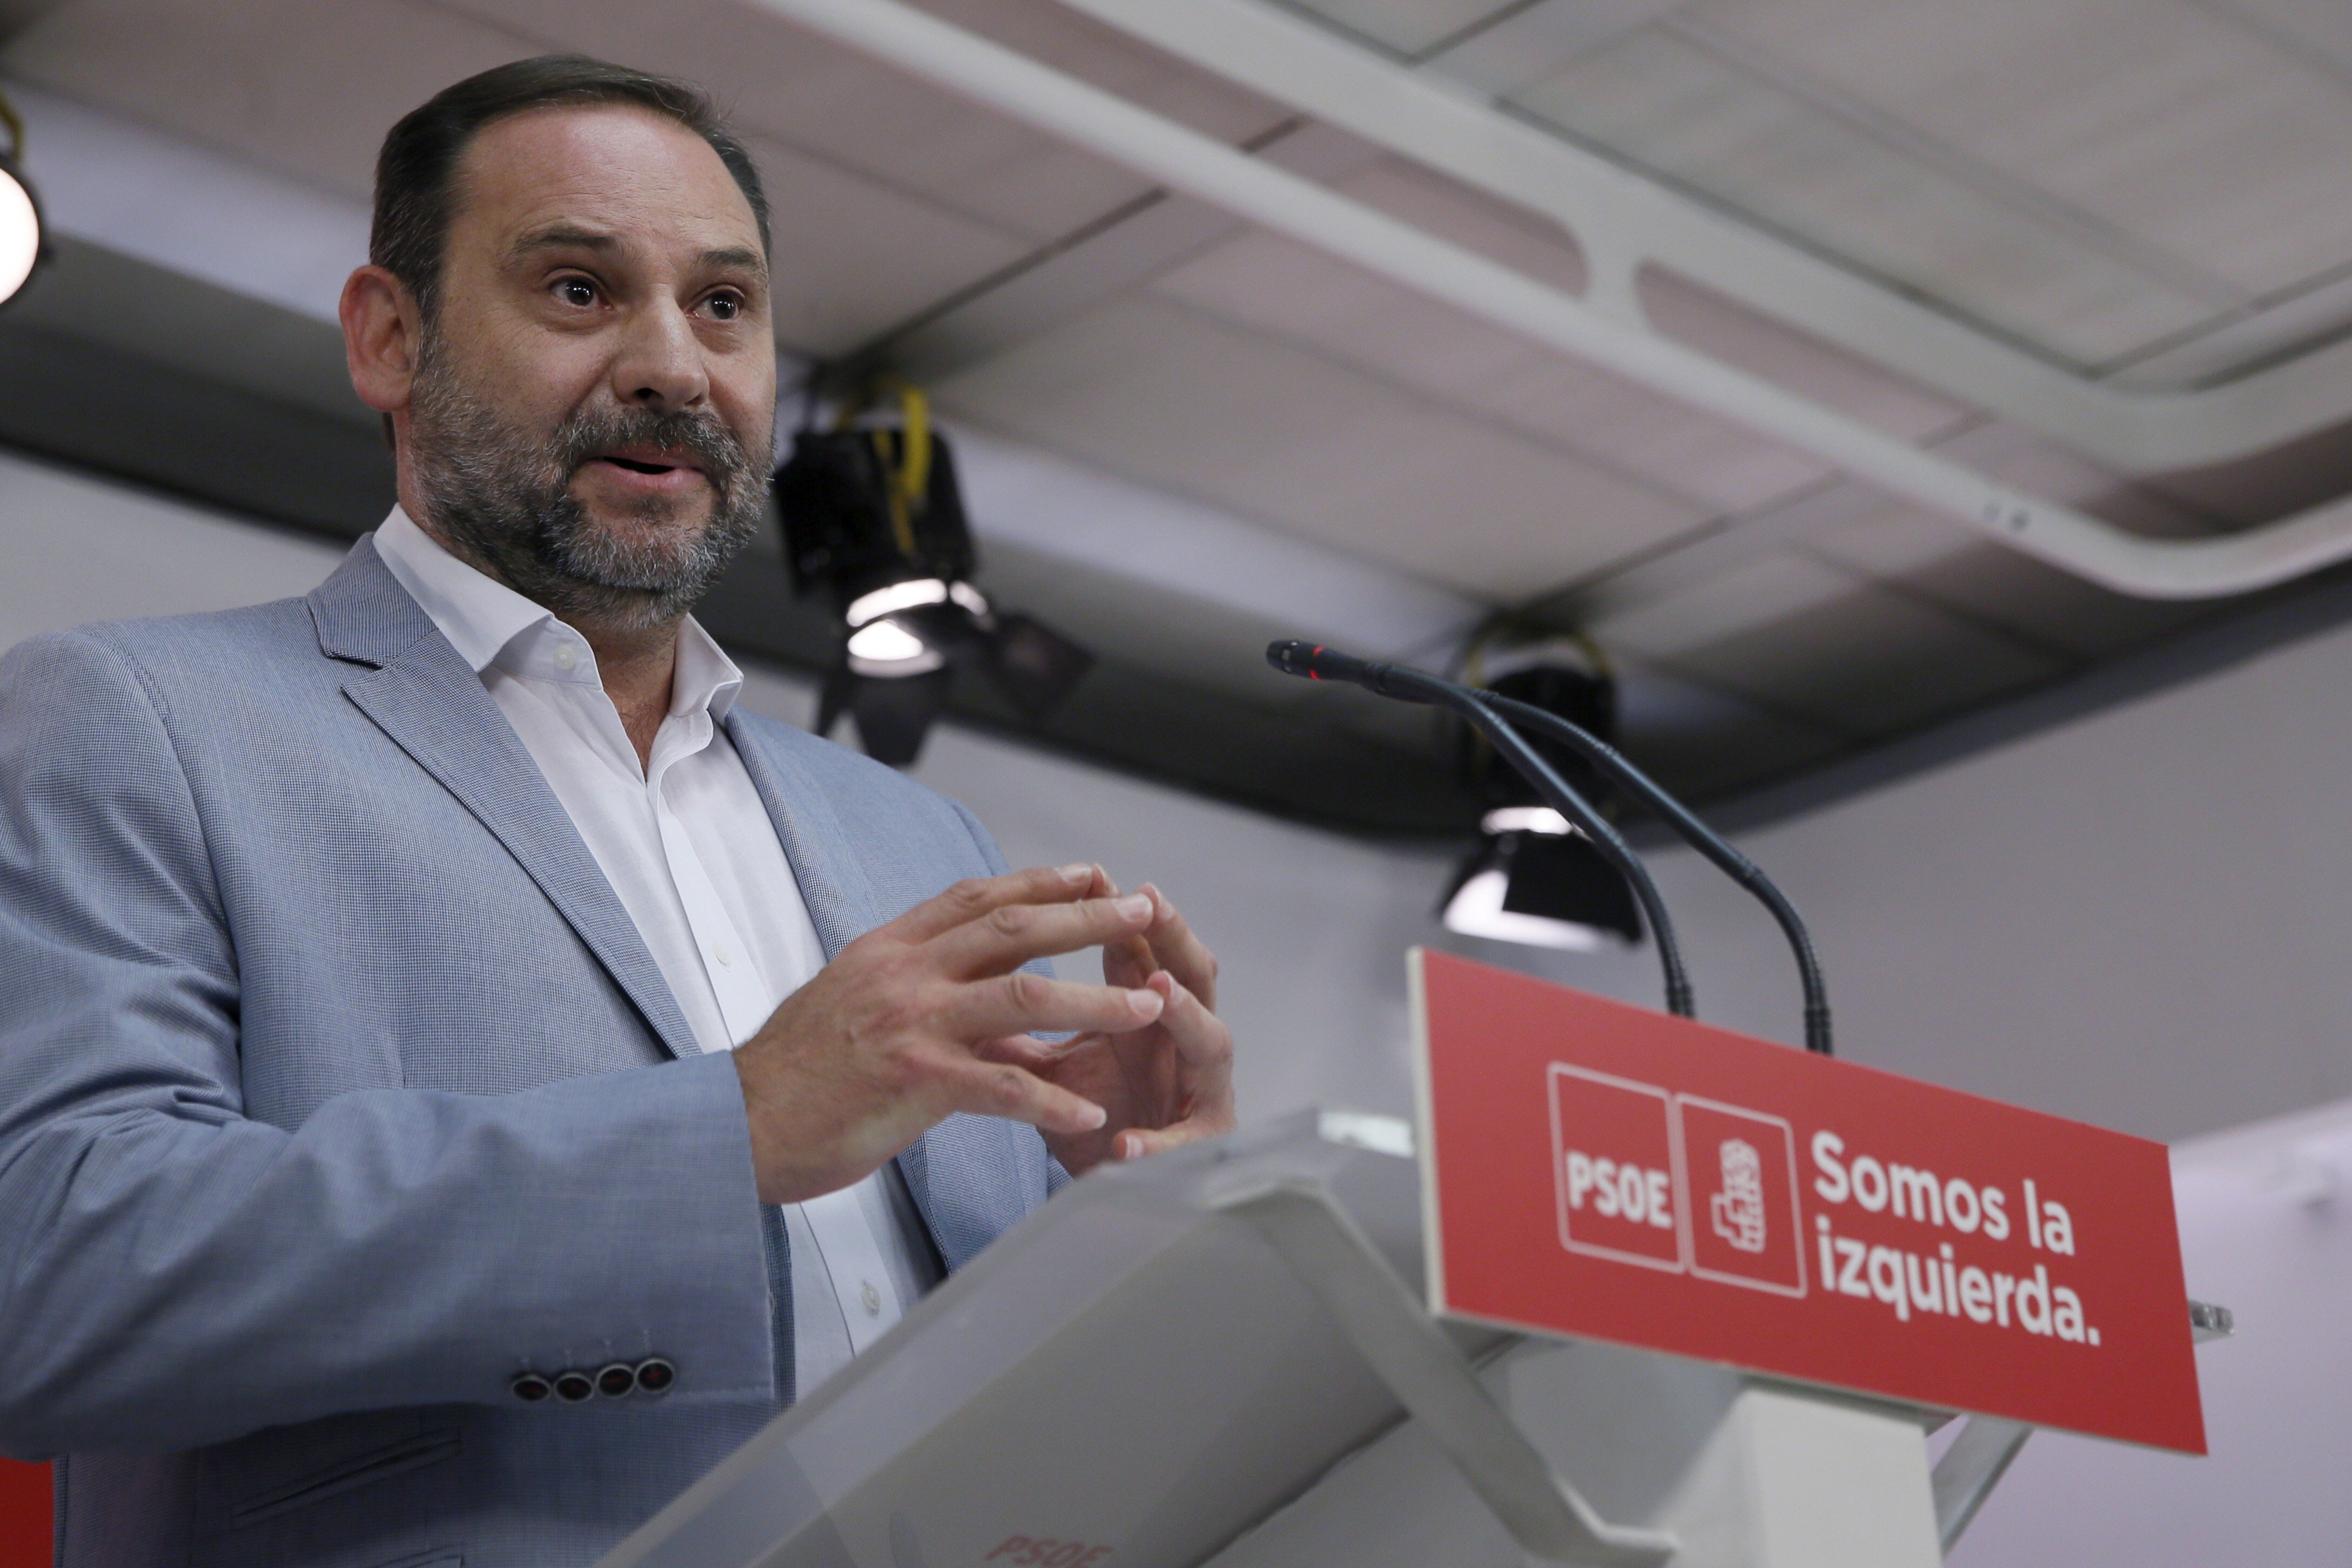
left=0, top=452, right=347, bottom=650
left=1950, top=1093, right=2352, bottom=1566
left=1547, top=609, right=2352, bottom=1145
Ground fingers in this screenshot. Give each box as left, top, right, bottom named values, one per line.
left=972, top=1034, right=1060, bottom=1071
left=926, top=891, right=1159, bottom=978
left=944, top=968, right=1164, bottom=1041
left=1063, top=866, right=1157, bottom=991
left=1136, top=885, right=1219, bottom=1010
left=1144, top=970, right=1232, bottom=1075
left=1100, top=925, right=1160, bottom=991
left=1114, top=1111, right=1234, bottom=1162
left=932, top=1055, right=1106, bottom=1136
left=888, top=864, right=1096, bottom=944
left=1106, top=972, right=1234, bottom=1163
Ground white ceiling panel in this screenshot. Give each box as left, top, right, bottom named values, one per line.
left=2223, top=0, right=2352, bottom=72
left=458, top=0, right=1286, bottom=243
left=1146, top=156, right=1834, bottom=516
left=1154, top=226, right=1829, bottom=515
left=1802, top=506, right=2207, bottom=659
left=1336, top=160, right=1589, bottom=294
left=463, top=0, right=1143, bottom=241
left=1927, top=419, right=2224, bottom=539
left=949, top=426, right=1480, bottom=657
left=6, top=0, right=1039, bottom=356
left=1636, top=268, right=1973, bottom=442
left=3, top=0, right=527, bottom=200
left=915, top=0, right=1287, bottom=139
left=1696, top=0, right=2352, bottom=302
left=1508, top=23, right=2226, bottom=366
left=1278, top=0, right=1524, bottom=58
left=2114, top=267, right=2352, bottom=390
left=7, top=79, right=368, bottom=325
left=933, top=293, right=1706, bottom=597
left=1657, top=570, right=2066, bottom=731
left=1590, top=552, right=1856, bottom=659
left=754, top=129, right=1031, bottom=353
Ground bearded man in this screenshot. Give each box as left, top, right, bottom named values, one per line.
left=0, top=56, right=1234, bottom=1568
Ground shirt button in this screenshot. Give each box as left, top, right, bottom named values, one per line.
left=861, top=1281, right=882, bottom=1316
left=713, top=943, right=733, bottom=968
left=552, top=643, right=577, bottom=671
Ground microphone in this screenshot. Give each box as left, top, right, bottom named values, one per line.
left=1479, top=693, right=1832, bottom=1056
left=1265, top=640, right=1407, bottom=694
left=1269, top=641, right=1695, bottom=1020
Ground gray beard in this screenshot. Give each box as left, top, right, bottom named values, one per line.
left=406, top=335, right=769, bottom=634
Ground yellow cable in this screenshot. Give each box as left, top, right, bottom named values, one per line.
left=872, top=380, right=931, bottom=560
left=897, top=382, right=932, bottom=515
left=843, top=375, right=935, bottom=562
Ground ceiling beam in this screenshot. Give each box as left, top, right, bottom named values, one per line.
left=1045, top=0, right=2352, bottom=474
left=751, top=0, right=2352, bottom=601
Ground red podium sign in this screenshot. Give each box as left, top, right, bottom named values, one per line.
left=1409, top=949, right=2205, bottom=1453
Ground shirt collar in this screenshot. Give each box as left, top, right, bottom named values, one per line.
left=372, top=504, right=742, bottom=721
left=374, top=504, right=554, bottom=676
left=673, top=614, right=744, bottom=723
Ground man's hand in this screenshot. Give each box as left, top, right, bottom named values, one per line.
left=978, top=870, right=1236, bottom=1175
left=732, top=864, right=1167, bottom=1204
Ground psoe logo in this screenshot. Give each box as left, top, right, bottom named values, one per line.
left=1711, top=1139, right=1770, bottom=1254
left=1548, top=1068, right=1810, bottom=1297
left=1548, top=1064, right=1684, bottom=1272
left=1678, top=1097, right=1807, bottom=1297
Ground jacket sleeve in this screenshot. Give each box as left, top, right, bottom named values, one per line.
left=0, top=630, right=776, bottom=1456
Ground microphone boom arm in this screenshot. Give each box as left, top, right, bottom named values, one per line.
left=1268, top=642, right=1695, bottom=1020
left=1482, top=695, right=1832, bottom=1056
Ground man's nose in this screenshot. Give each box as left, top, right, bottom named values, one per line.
left=610, top=297, right=710, bottom=411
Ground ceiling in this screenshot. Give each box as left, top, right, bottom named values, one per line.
left=5, top=0, right=2352, bottom=836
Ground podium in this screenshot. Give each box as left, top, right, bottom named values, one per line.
left=601, top=952, right=2216, bottom=1568
left=603, top=1112, right=2035, bottom=1568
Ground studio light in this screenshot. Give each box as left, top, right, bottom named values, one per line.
left=775, top=381, right=1092, bottom=766
left=1439, top=637, right=1642, bottom=952
left=0, top=92, right=46, bottom=310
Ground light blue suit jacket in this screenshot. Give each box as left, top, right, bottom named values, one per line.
left=0, top=538, right=1060, bottom=1567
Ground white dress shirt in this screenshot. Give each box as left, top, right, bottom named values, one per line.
left=374, top=506, right=937, bottom=1399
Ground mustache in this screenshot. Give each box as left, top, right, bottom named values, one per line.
left=550, top=403, right=756, bottom=488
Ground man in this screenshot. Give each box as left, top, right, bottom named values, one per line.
left=0, top=56, right=1234, bottom=1567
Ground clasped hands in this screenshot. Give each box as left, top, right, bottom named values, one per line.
left=733, top=863, right=1236, bottom=1204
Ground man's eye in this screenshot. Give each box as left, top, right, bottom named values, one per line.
left=555, top=279, right=596, bottom=308
left=705, top=293, right=741, bottom=321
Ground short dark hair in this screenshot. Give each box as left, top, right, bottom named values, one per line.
left=371, top=55, right=771, bottom=319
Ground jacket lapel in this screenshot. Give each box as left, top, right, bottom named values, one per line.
left=727, top=713, right=1016, bottom=1268
left=722, top=711, right=882, bottom=964
left=311, top=539, right=701, bottom=1065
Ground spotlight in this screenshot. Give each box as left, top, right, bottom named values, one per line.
left=1438, top=637, right=1642, bottom=952
left=1441, top=807, right=1642, bottom=951
left=775, top=382, right=1092, bottom=766
left=0, top=92, right=46, bottom=310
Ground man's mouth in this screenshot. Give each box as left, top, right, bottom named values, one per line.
left=589, top=446, right=708, bottom=479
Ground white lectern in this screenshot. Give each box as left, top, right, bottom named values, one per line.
left=598, top=1109, right=2101, bottom=1568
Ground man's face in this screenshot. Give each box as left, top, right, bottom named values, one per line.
left=405, top=103, right=776, bottom=629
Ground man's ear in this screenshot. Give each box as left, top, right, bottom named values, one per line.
left=342, top=264, right=422, bottom=420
